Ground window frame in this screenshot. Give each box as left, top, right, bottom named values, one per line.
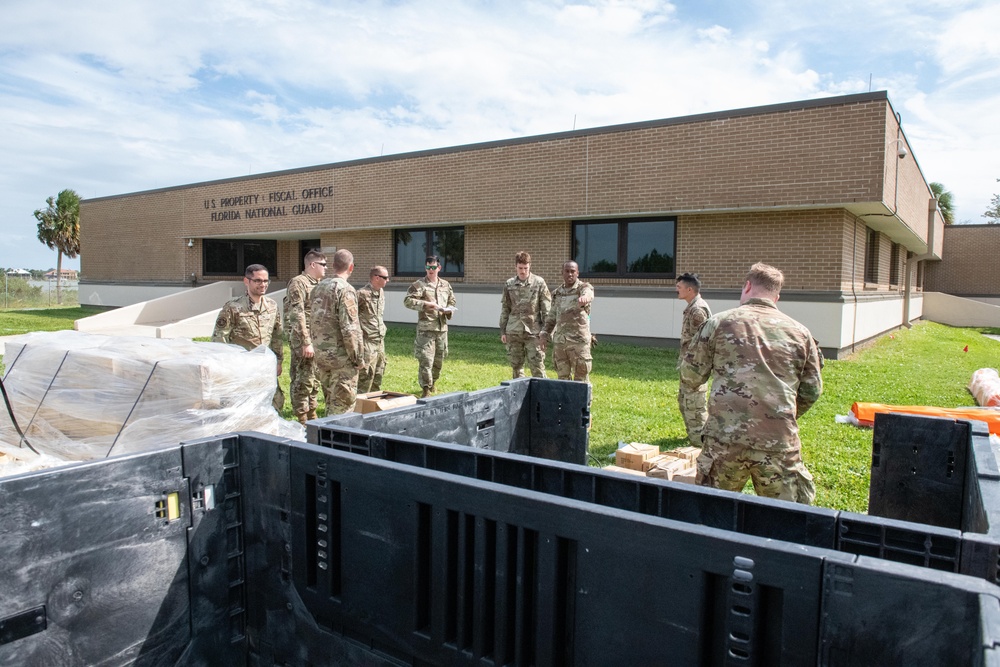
left=572, top=217, right=677, bottom=279
left=864, top=228, right=880, bottom=284
left=889, top=242, right=901, bottom=285
left=202, top=239, right=279, bottom=278
left=392, top=226, right=465, bottom=277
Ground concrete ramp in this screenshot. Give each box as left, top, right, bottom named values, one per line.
left=922, top=291, right=1000, bottom=328
left=74, top=282, right=287, bottom=339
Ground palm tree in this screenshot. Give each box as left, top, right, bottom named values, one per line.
left=984, top=179, right=1000, bottom=225
left=34, top=189, right=81, bottom=304
left=929, top=182, right=955, bottom=225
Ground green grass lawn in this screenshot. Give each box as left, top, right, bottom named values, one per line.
left=4, top=307, right=998, bottom=513
left=0, top=306, right=103, bottom=335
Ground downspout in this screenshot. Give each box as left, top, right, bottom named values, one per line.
left=902, top=195, right=939, bottom=328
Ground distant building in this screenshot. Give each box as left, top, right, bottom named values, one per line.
left=45, top=269, right=78, bottom=280
left=5, top=268, right=30, bottom=277
left=79, top=91, right=945, bottom=358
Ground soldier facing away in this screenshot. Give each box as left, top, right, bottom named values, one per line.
left=284, top=249, right=327, bottom=424
left=680, top=262, right=823, bottom=504
left=309, top=249, right=366, bottom=415
left=540, top=260, right=594, bottom=383
left=357, top=265, right=390, bottom=393
left=404, top=255, right=456, bottom=398
left=499, top=251, right=551, bottom=378
left=675, top=272, right=712, bottom=447
left=212, top=264, right=285, bottom=410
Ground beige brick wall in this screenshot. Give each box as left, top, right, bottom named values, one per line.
left=677, top=209, right=846, bottom=291
left=80, top=92, right=935, bottom=292
left=925, top=225, right=1000, bottom=295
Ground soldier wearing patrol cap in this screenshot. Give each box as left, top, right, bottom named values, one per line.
left=309, top=249, right=366, bottom=415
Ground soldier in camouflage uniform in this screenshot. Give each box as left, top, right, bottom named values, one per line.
left=540, top=261, right=594, bottom=383
left=212, top=264, right=285, bottom=411
left=675, top=272, right=712, bottom=447
left=284, top=249, right=327, bottom=424
left=500, top=251, right=551, bottom=378
left=357, top=265, right=390, bottom=393
left=404, top=255, right=456, bottom=398
left=680, top=263, right=823, bottom=505
left=309, top=249, right=366, bottom=415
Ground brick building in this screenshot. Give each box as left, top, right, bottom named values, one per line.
left=924, top=225, right=1000, bottom=306
left=79, top=91, right=944, bottom=358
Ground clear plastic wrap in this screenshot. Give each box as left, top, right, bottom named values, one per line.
left=0, top=330, right=303, bottom=476
left=969, top=368, right=1000, bottom=407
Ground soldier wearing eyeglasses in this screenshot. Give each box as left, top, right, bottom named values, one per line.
left=357, top=265, right=390, bottom=393
left=404, top=255, right=456, bottom=398
left=284, top=249, right=327, bottom=424
left=212, top=263, right=285, bottom=410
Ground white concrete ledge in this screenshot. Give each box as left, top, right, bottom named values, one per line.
left=922, top=292, right=1000, bottom=327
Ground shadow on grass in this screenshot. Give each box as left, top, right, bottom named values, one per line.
left=5, top=306, right=103, bottom=320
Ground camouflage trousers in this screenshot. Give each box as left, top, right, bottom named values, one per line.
left=695, top=436, right=816, bottom=505
left=314, top=354, right=359, bottom=415
left=553, top=340, right=591, bottom=383
left=677, top=383, right=708, bottom=447
left=414, top=330, right=448, bottom=389
left=358, top=340, right=386, bottom=393
left=505, top=332, right=546, bottom=378
left=289, top=351, right=321, bottom=418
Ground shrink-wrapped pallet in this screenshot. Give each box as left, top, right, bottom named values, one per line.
left=0, top=331, right=302, bottom=475
left=969, top=368, right=1000, bottom=408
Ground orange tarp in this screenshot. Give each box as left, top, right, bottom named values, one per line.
left=851, top=402, right=1000, bottom=436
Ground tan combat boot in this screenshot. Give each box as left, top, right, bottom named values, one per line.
left=420, top=386, right=432, bottom=398
left=307, top=408, right=317, bottom=421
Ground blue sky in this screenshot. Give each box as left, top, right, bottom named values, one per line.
left=2, top=0, right=998, bottom=271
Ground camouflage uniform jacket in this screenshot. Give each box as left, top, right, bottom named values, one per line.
left=284, top=272, right=319, bottom=349
left=500, top=273, right=551, bottom=336
left=357, top=283, right=386, bottom=343
left=544, top=279, right=594, bottom=345
left=678, top=295, right=711, bottom=367
left=404, top=277, right=456, bottom=333
left=212, top=294, right=283, bottom=364
left=309, top=277, right=364, bottom=366
left=680, top=297, right=823, bottom=452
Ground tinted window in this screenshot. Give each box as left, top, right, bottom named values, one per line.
left=572, top=218, right=676, bottom=277
left=203, top=239, right=278, bottom=277
left=394, top=227, right=465, bottom=276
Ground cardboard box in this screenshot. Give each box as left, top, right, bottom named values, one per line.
left=646, top=456, right=691, bottom=479
left=602, top=464, right=648, bottom=477
left=666, top=446, right=702, bottom=463
left=354, top=391, right=418, bottom=414
left=615, top=442, right=660, bottom=470
left=641, top=453, right=682, bottom=473
left=672, top=466, right=698, bottom=484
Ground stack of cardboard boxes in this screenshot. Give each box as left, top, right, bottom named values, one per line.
left=604, top=442, right=700, bottom=483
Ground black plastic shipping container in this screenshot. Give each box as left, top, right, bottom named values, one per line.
left=2, top=419, right=1000, bottom=665
left=313, top=398, right=1000, bottom=585
left=316, top=378, right=592, bottom=464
